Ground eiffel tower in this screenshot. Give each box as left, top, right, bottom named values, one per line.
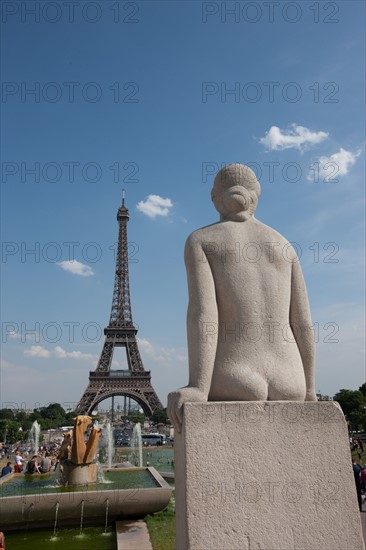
left=76, top=191, right=163, bottom=417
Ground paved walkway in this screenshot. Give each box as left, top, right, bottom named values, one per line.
left=116, top=520, right=153, bottom=550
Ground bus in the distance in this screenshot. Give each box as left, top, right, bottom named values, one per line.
left=141, top=433, right=166, bottom=446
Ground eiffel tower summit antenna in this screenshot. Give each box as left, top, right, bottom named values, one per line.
left=76, top=192, right=163, bottom=416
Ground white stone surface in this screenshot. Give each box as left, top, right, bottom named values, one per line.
left=116, top=520, right=153, bottom=550
left=175, top=401, right=365, bottom=550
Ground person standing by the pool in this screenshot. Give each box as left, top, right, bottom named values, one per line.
left=14, top=450, right=24, bottom=473
left=352, top=459, right=362, bottom=512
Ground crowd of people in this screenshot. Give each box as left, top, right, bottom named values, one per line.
left=0, top=445, right=60, bottom=477
left=0, top=443, right=63, bottom=548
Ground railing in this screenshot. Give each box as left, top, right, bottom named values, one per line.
left=90, top=370, right=151, bottom=378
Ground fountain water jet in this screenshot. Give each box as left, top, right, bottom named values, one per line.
left=53, top=502, right=59, bottom=538
left=104, top=498, right=109, bottom=534
left=28, top=420, right=41, bottom=453
left=79, top=500, right=84, bottom=536
left=129, top=423, right=142, bottom=467
left=104, top=421, right=114, bottom=469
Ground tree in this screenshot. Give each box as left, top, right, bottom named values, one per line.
left=12, top=412, right=33, bottom=433
left=21, top=419, right=33, bottom=432
left=15, top=411, right=27, bottom=423
left=30, top=403, right=69, bottom=429
left=334, top=389, right=366, bottom=431
left=334, top=389, right=365, bottom=417
left=152, top=408, right=168, bottom=424
left=39, top=403, right=66, bottom=419
left=29, top=410, right=42, bottom=423
left=128, top=412, right=145, bottom=424
left=0, top=409, right=15, bottom=420
left=0, top=419, right=21, bottom=443
left=65, top=411, right=76, bottom=424
left=0, top=420, right=8, bottom=441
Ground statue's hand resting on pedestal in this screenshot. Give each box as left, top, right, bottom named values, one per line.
left=167, top=387, right=208, bottom=433
left=305, top=389, right=318, bottom=401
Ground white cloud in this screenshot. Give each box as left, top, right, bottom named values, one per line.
left=259, top=124, right=329, bottom=151
left=307, top=148, right=362, bottom=182
left=54, top=346, right=96, bottom=363
left=23, top=345, right=96, bottom=363
left=136, top=195, right=173, bottom=219
left=57, top=260, right=94, bottom=277
left=24, top=345, right=50, bottom=358
left=138, top=337, right=187, bottom=366
left=138, top=338, right=154, bottom=355
left=62, top=350, right=95, bottom=362
left=54, top=346, right=67, bottom=358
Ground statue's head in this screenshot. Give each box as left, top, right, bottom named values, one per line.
left=211, top=164, right=261, bottom=221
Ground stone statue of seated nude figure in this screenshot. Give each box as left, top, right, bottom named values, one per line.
left=168, top=163, right=317, bottom=432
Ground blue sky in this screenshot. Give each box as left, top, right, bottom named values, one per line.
left=1, top=0, right=365, bottom=411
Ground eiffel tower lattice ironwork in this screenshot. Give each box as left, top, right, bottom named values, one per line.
left=76, top=191, right=163, bottom=417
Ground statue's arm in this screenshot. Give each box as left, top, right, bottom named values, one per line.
left=289, top=260, right=317, bottom=401
left=185, top=233, right=218, bottom=394
left=167, top=233, right=218, bottom=431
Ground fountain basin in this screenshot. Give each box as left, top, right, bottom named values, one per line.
left=0, top=467, right=172, bottom=531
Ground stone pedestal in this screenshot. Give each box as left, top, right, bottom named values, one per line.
left=61, top=461, right=97, bottom=486
left=175, top=401, right=364, bottom=550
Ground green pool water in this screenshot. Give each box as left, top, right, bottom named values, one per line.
left=0, top=469, right=159, bottom=497
left=142, top=447, right=174, bottom=472
left=112, top=446, right=174, bottom=471
left=4, top=526, right=117, bottom=550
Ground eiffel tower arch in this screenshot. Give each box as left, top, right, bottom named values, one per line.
left=75, top=191, right=163, bottom=417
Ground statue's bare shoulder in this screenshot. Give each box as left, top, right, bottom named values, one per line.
left=187, top=218, right=290, bottom=243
